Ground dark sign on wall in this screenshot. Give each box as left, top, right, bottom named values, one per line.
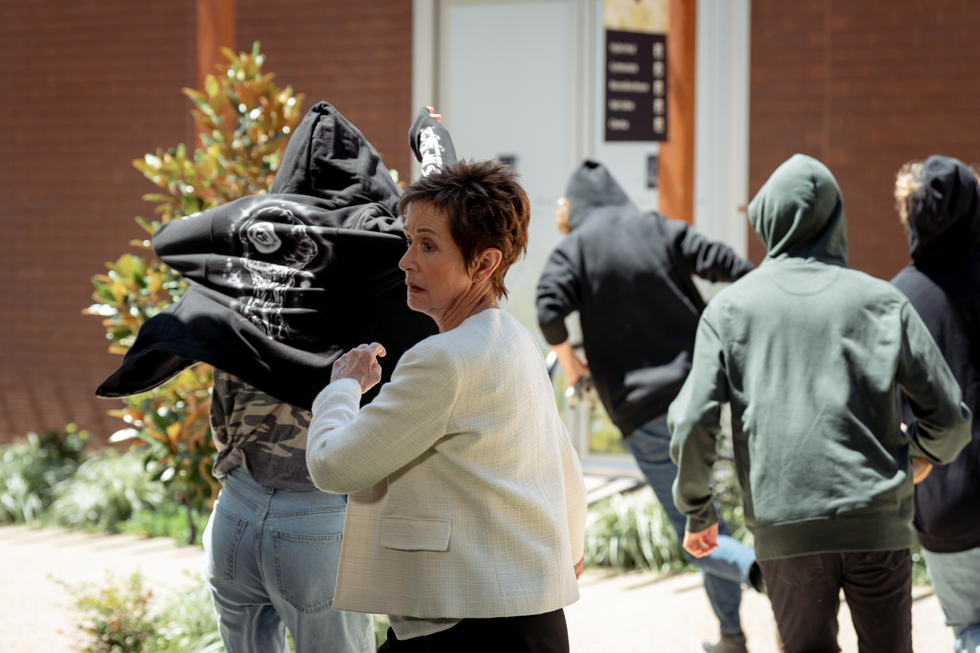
left=604, top=29, right=667, bottom=142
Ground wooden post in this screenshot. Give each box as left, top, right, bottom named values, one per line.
left=197, top=0, right=236, bottom=93
left=659, top=0, right=696, bottom=224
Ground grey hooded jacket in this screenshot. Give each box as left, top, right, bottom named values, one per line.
left=668, top=154, right=972, bottom=561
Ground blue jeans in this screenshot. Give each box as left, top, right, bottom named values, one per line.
left=203, top=467, right=374, bottom=653
left=626, top=418, right=757, bottom=635
left=922, top=546, right=980, bottom=652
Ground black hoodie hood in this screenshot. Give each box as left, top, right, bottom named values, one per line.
left=891, top=155, right=980, bottom=553
left=905, top=155, right=980, bottom=262
left=565, top=160, right=636, bottom=231
left=270, top=101, right=403, bottom=214
left=96, top=103, right=448, bottom=409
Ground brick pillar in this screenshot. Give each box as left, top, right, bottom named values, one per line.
left=659, top=0, right=696, bottom=224
left=197, top=0, right=236, bottom=92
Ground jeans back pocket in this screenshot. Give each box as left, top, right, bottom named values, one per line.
left=272, top=531, right=343, bottom=614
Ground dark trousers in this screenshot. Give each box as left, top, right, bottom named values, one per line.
left=377, top=609, right=569, bottom=653
left=759, top=550, right=912, bottom=653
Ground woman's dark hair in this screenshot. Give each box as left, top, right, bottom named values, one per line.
left=399, top=159, right=530, bottom=300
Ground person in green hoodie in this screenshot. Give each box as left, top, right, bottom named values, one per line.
left=668, top=153, right=973, bottom=653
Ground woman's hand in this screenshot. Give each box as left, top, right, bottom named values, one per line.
left=331, top=343, right=386, bottom=394
left=574, top=556, right=585, bottom=579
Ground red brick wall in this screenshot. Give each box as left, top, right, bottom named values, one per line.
left=749, top=0, right=980, bottom=278
left=0, top=0, right=414, bottom=444
left=237, top=0, right=415, bottom=181
left=0, top=0, right=196, bottom=444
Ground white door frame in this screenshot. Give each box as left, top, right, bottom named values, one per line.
left=694, top=0, right=751, bottom=258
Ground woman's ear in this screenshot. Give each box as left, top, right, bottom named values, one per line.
left=473, top=248, right=503, bottom=283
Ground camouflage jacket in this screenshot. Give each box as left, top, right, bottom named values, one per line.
left=210, top=368, right=316, bottom=491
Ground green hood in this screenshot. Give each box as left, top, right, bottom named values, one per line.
left=748, top=154, right=848, bottom=265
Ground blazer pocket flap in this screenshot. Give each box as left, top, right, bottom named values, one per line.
left=380, top=517, right=452, bottom=552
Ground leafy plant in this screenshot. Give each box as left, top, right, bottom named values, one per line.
left=49, top=449, right=166, bottom=532
left=374, top=614, right=390, bottom=650
left=65, top=572, right=317, bottom=653
left=911, top=541, right=931, bottom=586
left=109, top=365, right=217, bottom=544
left=87, top=254, right=186, bottom=355
left=70, top=572, right=158, bottom=653
left=121, top=497, right=211, bottom=546
left=0, top=424, right=88, bottom=523
left=585, top=486, right=690, bottom=573
left=151, top=577, right=225, bottom=653
left=583, top=437, right=753, bottom=574
left=588, top=404, right=628, bottom=455
left=85, top=42, right=304, bottom=544
left=139, top=41, right=304, bottom=219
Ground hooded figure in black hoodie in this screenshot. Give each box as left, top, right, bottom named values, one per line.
left=892, top=155, right=980, bottom=652
left=536, top=160, right=758, bottom=653
left=95, top=104, right=456, bottom=653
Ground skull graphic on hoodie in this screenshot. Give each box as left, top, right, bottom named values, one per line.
left=231, top=205, right=318, bottom=341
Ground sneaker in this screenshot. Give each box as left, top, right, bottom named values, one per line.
left=702, top=632, right=748, bottom=653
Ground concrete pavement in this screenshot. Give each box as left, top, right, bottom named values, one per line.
left=0, top=524, right=955, bottom=652
left=566, top=568, right=952, bottom=652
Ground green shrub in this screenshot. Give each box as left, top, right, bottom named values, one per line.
left=0, top=425, right=88, bottom=523
left=374, top=614, right=390, bottom=649
left=49, top=449, right=166, bottom=532
left=121, top=497, right=210, bottom=546
left=109, top=364, right=217, bottom=545
left=911, top=541, right=931, bottom=586
left=585, top=486, right=689, bottom=573
left=70, top=571, right=158, bottom=653
left=584, top=424, right=755, bottom=574
left=586, top=403, right=628, bottom=455
left=151, top=578, right=225, bottom=653
left=66, top=572, right=314, bottom=653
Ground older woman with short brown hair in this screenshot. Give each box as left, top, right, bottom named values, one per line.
left=306, top=159, right=587, bottom=653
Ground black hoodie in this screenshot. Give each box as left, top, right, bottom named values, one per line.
left=891, top=155, right=980, bottom=554
left=96, top=104, right=455, bottom=410
left=536, top=160, right=754, bottom=435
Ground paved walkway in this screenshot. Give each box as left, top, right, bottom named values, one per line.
left=0, top=524, right=955, bottom=652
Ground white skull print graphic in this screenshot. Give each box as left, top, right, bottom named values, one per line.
left=234, top=206, right=318, bottom=340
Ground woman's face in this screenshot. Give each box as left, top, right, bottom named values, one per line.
left=399, top=202, right=472, bottom=321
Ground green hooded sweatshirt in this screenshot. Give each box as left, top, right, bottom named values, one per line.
left=668, top=154, right=973, bottom=561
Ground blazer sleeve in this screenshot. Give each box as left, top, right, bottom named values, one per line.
left=896, top=301, right=973, bottom=464
left=536, top=239, right=583, bottom=346
left=670, top=221, right=754, bottom=283
left=667, top=308, right=729, bottom=533
left=558, top=416, right=587, bottom=564
left=307, top=343, right=460, bottom=493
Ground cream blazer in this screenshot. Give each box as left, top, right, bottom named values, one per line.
left=307, top=308, right=587, bottom=619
